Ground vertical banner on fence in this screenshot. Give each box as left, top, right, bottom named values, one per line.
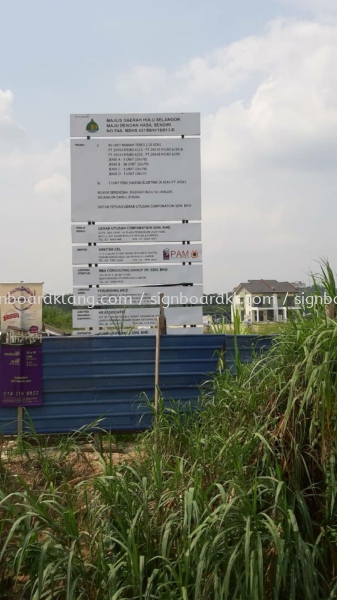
left=0, top=283, right=43, bottom=407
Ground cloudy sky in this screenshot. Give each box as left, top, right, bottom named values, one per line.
left=1, top=0, right=337, bottom=293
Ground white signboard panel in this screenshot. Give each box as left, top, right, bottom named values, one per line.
left=73, top=306, right=203, bottom=328
left=71, top=138, right=201, bottom=222
left=72, top=243, right=202, bottom=265
left=70, top=113, right=200, bottom=138
left=166, top=306, right=202, bottom=325
left=73, top=328, right=156, bottom=336
left=73, top=285, right=203, bottom=307
left=72, top=326, right=203, bottom=336
left=73, top=307, right=158, bottom=328
left=167, top=326, right=203, bottom=335
left=71, top=222, right=202, bottom=244
left=73, top=265, right=203, bottom=286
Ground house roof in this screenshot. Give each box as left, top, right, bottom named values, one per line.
left=42, top=323, right=69, bottom=336
left=234, top=279, right=298, bottom=294
left=7, top=326, right=29, bottom=333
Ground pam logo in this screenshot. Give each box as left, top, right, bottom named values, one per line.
left=163, top=248, right=200, bottom=260
left=86, top=118, right=99, bottom=133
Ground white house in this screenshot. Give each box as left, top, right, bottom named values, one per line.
left=6, top=326, right=41, bottom=345
left=231, top=279, right=300, bottom=323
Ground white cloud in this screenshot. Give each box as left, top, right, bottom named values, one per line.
left=0, top=89, right=25, bottom=140
left=0, top=91, right=71, bottom=292
left=116, top=19, right=337, bottom=111
left=116, top=65, right=166, bottom=96
left=0, top=89, right=14, bottom=122
left=115, top=19, right=337, bottom=290
left=34, top=172, right=69, bottom=197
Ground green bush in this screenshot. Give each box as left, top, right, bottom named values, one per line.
left=43, top=305, right=72, bottom=332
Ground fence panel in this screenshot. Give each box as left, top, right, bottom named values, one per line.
left=225, top=335, right=274, bottom=374
left=0, top=334, right=274, bottom=435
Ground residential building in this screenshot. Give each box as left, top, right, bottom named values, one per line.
left=291, top=281, right=307, bottom=289
left=6, top=326, right=41, bottom=345
left=232, top=279, right=300, bottom=323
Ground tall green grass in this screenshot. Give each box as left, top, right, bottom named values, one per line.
left=1, top=262, right=337, bottom=598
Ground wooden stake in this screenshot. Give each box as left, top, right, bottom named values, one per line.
left=93, top=431, right=102, bottom=454
left=155, top=294, right=167, bottom=413
left=17, top=407, right=23, bottom=436
left=154, top=294, right=167, bottom=424
left=159, top=292, right=167, bottom=334
left=326, top=302, right=335, bottom=319
left=154, top=316, right=160, bottom=416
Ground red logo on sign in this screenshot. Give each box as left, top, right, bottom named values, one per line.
left=29, top=326, right=39, bottom=333
left=3, top=313, right=20, bottom=321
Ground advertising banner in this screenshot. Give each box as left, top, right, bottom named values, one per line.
left=0, top=283, right=43, bottom=407
left=73, top=265, right=203, bottom=286
left=72, top=243, right=202, bottom=265
left=70, top=113, right=200, bottom=138
left=0, top=346, right=43, bottom=407
left=71, top=138, right=201, bottom=222
left=0, top=283, right=43, bottom=344
left=71, top=222, right=202, bottom=244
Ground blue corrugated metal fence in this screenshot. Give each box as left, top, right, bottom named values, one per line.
left=0, top=334, right=273, bottom=435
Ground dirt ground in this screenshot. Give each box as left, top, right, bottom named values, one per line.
left=0, top=438, right=135, bottom=494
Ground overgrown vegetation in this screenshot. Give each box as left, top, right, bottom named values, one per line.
left=1, top=261, right=337, bottom=598
left=42, top=305, right=72, bottom=332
